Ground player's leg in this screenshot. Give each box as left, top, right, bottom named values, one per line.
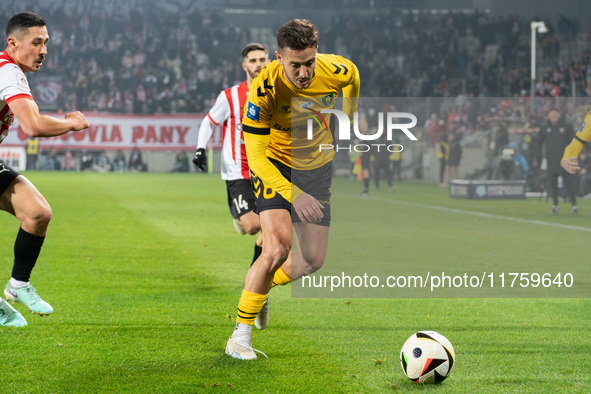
left=0, top=174, right=54, bottom=316
left=226, top=208, right=291, bottom=359
left=374, top=164, right=381, bottom=191
left=276, top=222, right=329, bottom=281
left=361, top=168, right=370, bottom=196
left=563, top=170, right=577, bottom=212
left=548, top=172, right=560, bottom=212
left=227, top=180, right=262, bottom=264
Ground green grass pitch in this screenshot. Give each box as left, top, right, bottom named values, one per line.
left=0, top=172, right=589, bottom=393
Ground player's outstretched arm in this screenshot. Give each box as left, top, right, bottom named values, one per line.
left=561, top=156, right=580, bottom=174
left=8, top=97, right=89, bottom=137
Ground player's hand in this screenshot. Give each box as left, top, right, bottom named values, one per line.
left=65, top=111, right=89, bottom=131
left=561, top=156, right=580, bottom=174
left=193, top=148, right=207, bottom=171
left=293, top=192, right=324, bottom=224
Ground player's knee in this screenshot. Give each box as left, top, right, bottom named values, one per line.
left=261, top=241, right=291, bottom=270
left=301, top=250, right=326, bottom=271
left=31, top=202, right=52, bottom=227
left=242, top=221, right=261, bottom=235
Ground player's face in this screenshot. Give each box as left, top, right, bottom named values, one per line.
left=242, top=50, right=269, bottom=80
left=276, top=46, right=317, bottom=90
left=8, top=26, right=49, bottom=73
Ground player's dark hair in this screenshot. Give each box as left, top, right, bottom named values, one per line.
left=277, top=19, right=318, bottom=51
left=6, top=12, right=46, bottom=41
left=242, top=43, right=268, bottom=59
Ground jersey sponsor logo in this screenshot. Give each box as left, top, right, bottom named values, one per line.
left=273, top=123, right=290, bottom=132
left=246, top=102, right=261, bottom=121
left=299, top=100, right=315, bottom=110
left=321, top=93, right=335, bottom=107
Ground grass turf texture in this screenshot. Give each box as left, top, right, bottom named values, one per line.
left=0, top=172, right=588, bottom=393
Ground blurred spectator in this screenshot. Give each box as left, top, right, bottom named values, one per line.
left=437, top=136, right=449, bottom=186
left=445, top=133, right=462, bottom=183
left=390, top=138, right=402, bottom=182
left=373, top=134, right=395, bottom=192
left=492, top=122, right=509, bottom=156
left=61, top=151, right=76, bottom=171
left=113, top=150, right=126, bottom=172
left=43, top=147, right=57, bottom=171
left=80, top=151, right=94, bottom=171
left=171, top=151, right=189, bottom=172
left=129, top=147, right=145, bottom=172
left=507, top=142, right=529, bottom=179
left=26, top=137, right=39, bottom=170
left=93, top=151, right=111, bottom=173
left=538, top=109, right=577, bottom=213
left=424, top=114, right=443, bottom=146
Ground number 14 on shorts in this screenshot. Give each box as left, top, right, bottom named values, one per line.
left=233, top=194, right=249, bottom=214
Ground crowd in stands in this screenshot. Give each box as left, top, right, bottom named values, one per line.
left=3, top=1, right=590, bottom=117
left=5, top=1, right=591, bottom=187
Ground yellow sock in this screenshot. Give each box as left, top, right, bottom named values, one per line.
left=236, top=290, right=267, bottom=325
left=271, top=266, right=292, bottom=288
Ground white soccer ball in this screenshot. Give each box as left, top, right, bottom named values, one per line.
left=400, top=331, right=455, bottom=384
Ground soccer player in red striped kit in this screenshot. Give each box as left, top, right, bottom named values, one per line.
left=193, top=43, right=270, bottom=265
left=0, top=12, right=89, bottom=327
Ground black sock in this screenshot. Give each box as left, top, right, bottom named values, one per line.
left=363, top=178, right=369, bottom=190
left=250, top=244, right=263, bottom=267
left=12, top=227, right=45, bottom=282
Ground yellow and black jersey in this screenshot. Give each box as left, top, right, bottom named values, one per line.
left=242, top=53, right=360, bottom=202
left=563, top=110, right=591, bottom=161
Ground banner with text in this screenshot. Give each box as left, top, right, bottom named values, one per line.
left=1, top=113, right=221, bottom=151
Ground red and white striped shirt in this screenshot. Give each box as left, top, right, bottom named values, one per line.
left=197, top=81, right=249, bottom=180
left=0, top=51, right=33, bottom=144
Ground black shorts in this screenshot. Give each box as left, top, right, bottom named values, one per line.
left=0, top=160, right=20, bottom=196
left=251, top=158, right=332, bottom=227
left=226, top=179, right=256, bottom=219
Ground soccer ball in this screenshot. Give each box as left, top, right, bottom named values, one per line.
left=400, top=331, right=455, bottom=384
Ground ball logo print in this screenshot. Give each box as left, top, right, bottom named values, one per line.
left=400, top=331, right=455, bottom=384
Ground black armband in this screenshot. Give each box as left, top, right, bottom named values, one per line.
left=243, top=124, right=271, bottom=135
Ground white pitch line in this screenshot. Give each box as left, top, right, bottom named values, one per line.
left=348, top=194, right=591, bottom=233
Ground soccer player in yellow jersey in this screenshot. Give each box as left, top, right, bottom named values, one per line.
left=225, top=19, right=360, bottom=360
left=562, top=110, right=591, bottom=175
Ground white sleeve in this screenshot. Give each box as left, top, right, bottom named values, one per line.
left=207, top=90, right=230, bottom=126
left=196, top=90, right=230, bottom=149
left=0, top=63, right=33, bottom=102
left=196, top=116, right=214, bottom=150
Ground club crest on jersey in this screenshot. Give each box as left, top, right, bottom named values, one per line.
left=246, top=102, right=260, bottom=121
left=321, top=93, right=334, bottom=107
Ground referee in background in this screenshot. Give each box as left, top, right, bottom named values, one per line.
left=539, top=108, right=578, bottom=213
